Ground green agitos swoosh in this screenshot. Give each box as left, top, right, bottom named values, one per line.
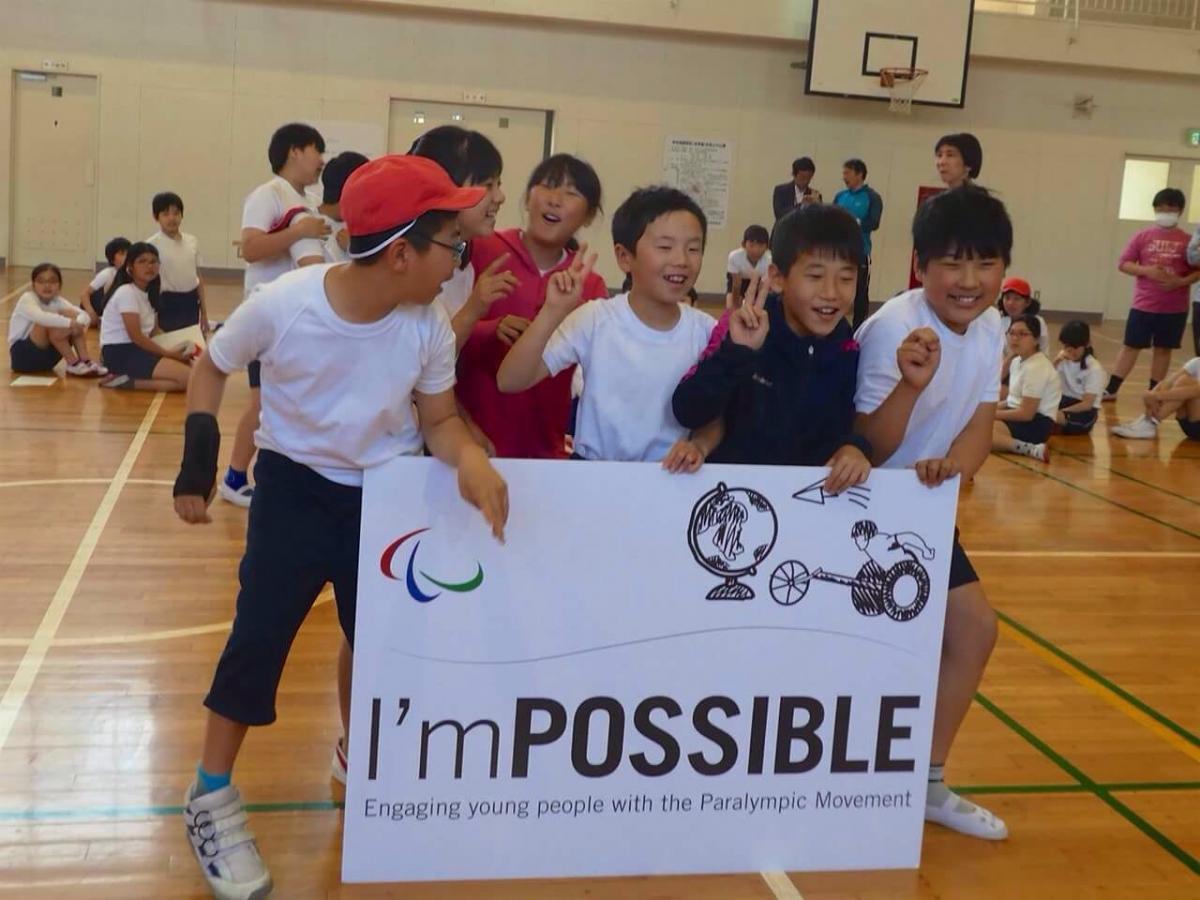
left=419, top=564, right=484, bottom=593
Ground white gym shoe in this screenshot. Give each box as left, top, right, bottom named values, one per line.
left=218, top=481, right=254, bottom=508
left=925, top=790, right=1008, bottom=841
left=1111, top=415, right=1158, bottom=439
left=65, top=359, right=94, bottom=377
left=85, top=359, right=109, bottom=376
left=183, top=783, right=272, bottom=899
left=331, top=738, right=348, bottom=785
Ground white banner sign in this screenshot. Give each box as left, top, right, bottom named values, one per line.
left=662, top=136, right=732, bottom=228
left=344, top=460, right=957, bottom=883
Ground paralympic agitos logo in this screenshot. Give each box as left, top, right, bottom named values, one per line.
left=380, top=528, right=484, bottom=603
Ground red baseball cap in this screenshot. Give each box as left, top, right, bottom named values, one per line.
left=341, top=155, right=485, bottom=258
left=1001, top=276, right=1031, bottom=298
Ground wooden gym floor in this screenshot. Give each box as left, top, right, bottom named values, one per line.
left=0, top=267, right=1197, bottom=899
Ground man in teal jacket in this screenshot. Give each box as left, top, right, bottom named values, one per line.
left=834, top=158, right=884, bottom=329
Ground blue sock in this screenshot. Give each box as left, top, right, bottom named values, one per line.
left=224, top=467, right=247, bottom=490
left=196, top=765, right=231, bottom=797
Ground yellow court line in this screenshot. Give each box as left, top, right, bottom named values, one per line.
left=1, top=285, right=28, bottom=305
left=0, top=477, right=172, bottom=490
left=998, top=621, right=1200, bottom=766
left=761, top=871, right=805, bottom=899
left=0, top=394, right=164, bottom=752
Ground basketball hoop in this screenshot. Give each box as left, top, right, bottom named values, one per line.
left=879, top=67, right=928, bottom=114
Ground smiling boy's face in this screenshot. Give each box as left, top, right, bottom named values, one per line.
left=769, top=249, right=857, bottom=337
left=918, top=252, right=1005, bottom=335
left=616, top=210, right=704, bottom=305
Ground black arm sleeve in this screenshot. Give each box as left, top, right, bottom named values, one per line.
left=672, top=339, right=756, bottom=430
left=173, top=412, right=220, bottom=499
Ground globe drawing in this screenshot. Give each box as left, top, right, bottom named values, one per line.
left=687, top=482, right=778, bottom=600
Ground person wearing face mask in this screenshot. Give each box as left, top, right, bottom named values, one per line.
left=1105, top=188, right=1200, bottom=400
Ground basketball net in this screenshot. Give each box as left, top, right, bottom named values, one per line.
left=880, top=67, right=928, bottom=115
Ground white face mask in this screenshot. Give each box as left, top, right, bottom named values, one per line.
left=1155, top=212, right=1181, bottom=228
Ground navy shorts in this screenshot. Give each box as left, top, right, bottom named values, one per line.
left=1058, top=396, right=1098, bottom=435
left=949, top=528, right=978, bottom=590
left=157, top=287, right=201, bottom=332
left=1004, top=412, right=1054, bottom=444
left=247, top=359, right=261, bottom=389
left=1124, top=308, right=1188, bottom=350
left=203, top=450, right=362, bottom=726
left=1180, top=417, right=1200, bottom=441
left=9, top=337, right=61, bottom=373
left=102, top=342, right=160, bottom=380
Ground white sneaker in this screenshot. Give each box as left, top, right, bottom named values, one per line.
left=331, top=738, right=348, bottom=785
left=925, top=790, right=1008, bottom=841
left=1111, top=415, right=1158, bottom=439
left=183, top=783, right=272, bottom=899
left=86, top=359, right=109, bottom=377
left=218, top=481, right=254, bottom=508
left=65, top=359, right=93, bottom=377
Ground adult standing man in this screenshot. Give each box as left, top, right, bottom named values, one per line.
left=773, top=157, right=822, bottom=224
left=835, top=158, right=884, bottom=329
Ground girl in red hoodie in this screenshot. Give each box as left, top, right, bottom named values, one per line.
left=456, top=154, right=608, bottom=458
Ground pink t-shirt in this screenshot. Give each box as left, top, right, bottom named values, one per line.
left=1119, top=226, right=1194, bottom=314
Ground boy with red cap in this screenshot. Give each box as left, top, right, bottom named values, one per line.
left=172, top=154, right=509, bottom=899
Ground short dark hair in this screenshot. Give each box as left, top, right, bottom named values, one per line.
left=321, top=152, right=369, bottom=204
left=103, top=237, right=131, bottom=266
left=526, top=154, right=602, bottom=214
left=1059, top=319, right=1096, bottom=369
left=792, top=157, right=816, bottom=176
left=268, top=123, right=325, bottom=174
left=152, top=191, right=183, bottom=217
left=742, top=225, right=769, bottom=245
left=843, top=158, right=867, bottom=178
left=912, top=185, right=1012, bottom=270
left=1153, top=187, right=1186, bottom=210
left=1008, top=313, right=1042, bottom=341
left=31, top=262, right=63, bottom=284
left=611, top=186, right=707, bottom=255
left=409, top=126, right=503, bottom=187
left=770, top=204, right=862, bottom=275
left=934, top=133, right=983, bottom=179
left=851, top=520, right=877, bottom=540
left=349, top=210, right=459, bottom=266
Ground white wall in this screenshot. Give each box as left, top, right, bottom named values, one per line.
left=3, top=0, right=1199, bottom=317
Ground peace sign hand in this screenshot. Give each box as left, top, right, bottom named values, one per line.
left=726, top=272, right=770, bottom=351
left=544, top=243, right=599, bottom=317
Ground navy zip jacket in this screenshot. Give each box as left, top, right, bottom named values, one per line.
left=672, top=295, right=872, bottom=466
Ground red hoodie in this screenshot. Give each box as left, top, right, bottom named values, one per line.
left=456, top=228, right=609, bottom=458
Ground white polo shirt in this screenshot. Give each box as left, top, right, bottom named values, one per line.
left=241, top=176, right=324, bottom=298
left=148, top=230, right=200, bottom=293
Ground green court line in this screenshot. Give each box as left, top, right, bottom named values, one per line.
left=976, top=691, right=1200, bottom=876
left=1057, top=449, right=1200, bottom=507
left=4, top=781, right=1200, bottom=823
left=995, top=454, right=1200, bottom=540
left=998, top=610, right=1200, bottom=750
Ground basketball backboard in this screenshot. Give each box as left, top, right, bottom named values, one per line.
left=805, top=0, right=975, bottom=109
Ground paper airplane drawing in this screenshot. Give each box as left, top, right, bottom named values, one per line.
left=792, top=478, right=872, bottom=511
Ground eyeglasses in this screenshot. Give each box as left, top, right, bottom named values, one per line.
left=414, top=232, right=467, bottom=262
left=1008, top=330, right=1033, bottom=338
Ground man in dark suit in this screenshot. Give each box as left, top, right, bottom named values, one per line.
left=772, top=157, right=822, bottom=223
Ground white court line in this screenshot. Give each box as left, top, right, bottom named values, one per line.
left=0, top=284, right=28, bottom=305
left=0, top=477, right=172, bottom=489
left=0, top=393, right=164, bottom=752
left=761, top=870, right=805, bottom=899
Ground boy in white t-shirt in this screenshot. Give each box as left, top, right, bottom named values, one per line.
left=726, top=224, right=772, bottom=300
left=222, top=123, right=330, bottom=508
left=79, top=236, right=130, bottom=324
left=498, top=186, right=718, bottom=466
left=854, top=185, right=1014, bottom=842
left=993, top=314, right=1061, bottom=461
left=1111, top=356, right=1200, bottom=441
left=148, top=191, right=210, bottom=334
left=173, top=155, right=508, bottom=900
left=313, top=151, right=369, bottom=263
